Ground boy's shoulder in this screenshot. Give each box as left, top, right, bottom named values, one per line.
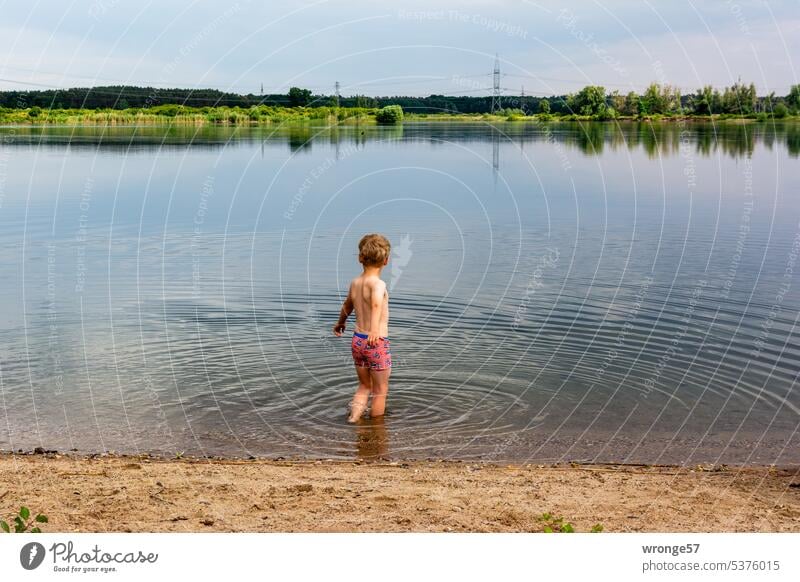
left=351, top=272, right=385, bottom=283
left=366, top=274, right=386, bottom=287
left=350, top=274, right=386, bottom=292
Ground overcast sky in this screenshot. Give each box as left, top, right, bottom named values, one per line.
left=0, top=0, right=797, bottom=97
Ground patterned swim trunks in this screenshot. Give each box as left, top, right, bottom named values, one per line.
left=351, top=332, right=392, bottom=370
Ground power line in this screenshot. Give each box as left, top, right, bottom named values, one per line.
left=0, top=68, right=793, bottom=101
left=491, top=53, right=501, bottom=114
left=5, top=58, right=789, bottom=95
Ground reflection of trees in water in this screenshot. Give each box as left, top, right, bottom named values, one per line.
left=479, top=120, right=796, bottom=160
left=288, top=125, right=312, bottom=152
left=0, top=121, right=795, bottom=158
left=574, top=121, right=606, bottom=155
left=392, top=120, right=790, bottom=160
left=551, top=121, right=798, bottom=159
left=693, top=124, right=715, bottom=157
left=786, top=125, right=800, bottom=157
left=328, top=122, right=403, bottom=148
left=288, top=122, right=404, bottom=152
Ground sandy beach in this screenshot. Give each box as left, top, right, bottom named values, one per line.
left=1, top=452, right=798, bottom=532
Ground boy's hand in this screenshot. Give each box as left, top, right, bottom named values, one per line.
left=367, top=331, right=380, bottom=347
left=332, top=322, right=346, bottom=336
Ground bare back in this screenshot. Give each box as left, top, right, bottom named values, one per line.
left=349, top=273, right=389, bottom=337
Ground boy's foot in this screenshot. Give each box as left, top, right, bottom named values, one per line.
left=347, top=400, right=368, bottom=423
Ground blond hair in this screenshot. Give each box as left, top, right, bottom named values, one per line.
left=358, top=233, right=391, bottom=267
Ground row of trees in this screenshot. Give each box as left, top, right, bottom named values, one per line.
left=0, top=85, right=385, bottom=110
left=0, top=85, right=491, bottom=113
left=559, top=81, right=798, bottom=118
left=1, top=83, right=799, bottom=118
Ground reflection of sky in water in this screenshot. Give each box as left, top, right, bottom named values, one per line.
left=0, top=122, right=799, bottom=464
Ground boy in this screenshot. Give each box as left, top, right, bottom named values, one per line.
left=332, top=234, right=392, bottom=423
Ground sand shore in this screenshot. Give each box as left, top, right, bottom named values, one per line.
left=1, top=452, right=798, bottom=532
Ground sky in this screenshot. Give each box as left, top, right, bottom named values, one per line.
left=0, top=0, right=798, bottom=98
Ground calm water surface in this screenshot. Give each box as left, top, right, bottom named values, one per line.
left=1, top=121, right=799, bottom=464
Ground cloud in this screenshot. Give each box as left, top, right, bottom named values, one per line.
left=0, top=0, right=796, bottom=96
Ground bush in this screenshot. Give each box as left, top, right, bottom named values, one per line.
left=1, top=506, right=48, bottom=533
left=773, top=103, right=788, bottom=118
left=152, top=104, right=181, bottom=117
left=595, top=106, right=617, bottom=121
left=28, top=106, right=41, bottom=118
left=310, top=106, right=333, bottom=119
left=206, top=110, right=226, bottom=123
left=501, top=108, right=526, bottom=120
left=375, top=105, right=403, bottom=124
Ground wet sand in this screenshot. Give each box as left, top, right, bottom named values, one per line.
left=1, top=452, right=799, bottom=532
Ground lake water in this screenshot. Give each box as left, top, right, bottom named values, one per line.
left=1, top=121, right=799, bottom=465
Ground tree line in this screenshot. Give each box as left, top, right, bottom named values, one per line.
left=554, top=81, right=799, bottom=119
left=1, top=81, right=798, bottom=118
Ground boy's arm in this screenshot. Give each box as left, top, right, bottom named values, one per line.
left=332, top=284, right=354, bottom=336
left=366, top=279, right=386, bottom=346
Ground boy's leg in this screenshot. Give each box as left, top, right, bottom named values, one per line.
left=368, top=367, right=390, bottom=417
left=348, top=366, right=372, bottom=423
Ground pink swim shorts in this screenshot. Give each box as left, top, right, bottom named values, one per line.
left=351, top=332, right=392, bottom=371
